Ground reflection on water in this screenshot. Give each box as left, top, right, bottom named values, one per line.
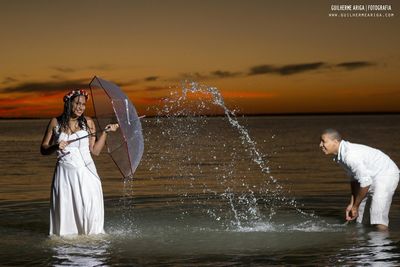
left=332, top=228, right=400, bottom=266
left=364, top=231, right=399, bottom=265
left=39, top=206, right=400, bottom=266
left=50, top=236, right=110, bottom=267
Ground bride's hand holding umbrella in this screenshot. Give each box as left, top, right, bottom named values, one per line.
left=104, top=123, right=119, bottom=134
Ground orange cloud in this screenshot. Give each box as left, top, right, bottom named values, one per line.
left=0, top=92, right=64, bottom=117
left=132, top=96, right=163, bottom=105
left=124, top=89, right=278, bottom=116
left=221, top=91, right=276, bottom=99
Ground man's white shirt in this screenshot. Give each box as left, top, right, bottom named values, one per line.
left=334, top=140, right=399, bottom=188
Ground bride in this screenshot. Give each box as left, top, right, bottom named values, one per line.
left=40, top=89, right=118, bottom=236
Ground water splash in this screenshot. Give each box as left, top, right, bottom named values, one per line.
left=143, top=80, right=315, bottom=228
left=119, top=178, right=138, bottom=234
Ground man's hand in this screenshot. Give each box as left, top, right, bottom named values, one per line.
left=346, top=205, right=358, bottom=221
left=345, top=204, right=352, bottom=221
left=346, top=181, right=368, bottom=222
left=349, top=206, right=358, bottom=221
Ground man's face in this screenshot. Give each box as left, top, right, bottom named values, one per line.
left=319, top=134, right=340, bottom=155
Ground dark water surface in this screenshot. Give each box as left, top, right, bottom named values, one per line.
left=1, top=115, right=400, bottom=266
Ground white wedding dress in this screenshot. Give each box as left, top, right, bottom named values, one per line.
left=50, top=126, right=105, bottom=236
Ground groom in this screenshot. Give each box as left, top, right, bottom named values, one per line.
left=319, top=129, right=399, bottom=230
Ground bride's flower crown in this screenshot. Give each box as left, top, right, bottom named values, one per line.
left=63, top=89, right=89, bottom=102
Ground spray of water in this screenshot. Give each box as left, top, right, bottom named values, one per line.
left=143, top=80, right=316, bottom=229
left=116, top=178, right=139, bottom=235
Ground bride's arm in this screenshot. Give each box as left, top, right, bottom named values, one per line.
left=41, top=118, right=66, bottom=155
left=87, top=118, right=118, bottom=156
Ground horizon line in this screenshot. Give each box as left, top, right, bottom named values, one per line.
left=1, top=111, right=400, bottom=120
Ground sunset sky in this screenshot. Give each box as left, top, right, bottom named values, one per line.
left=1, top=0, right=399, bottom=117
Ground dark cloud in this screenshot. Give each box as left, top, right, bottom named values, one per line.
left=278, top=62, right=325, bottom=75
left=249, top=65, right=276, bottom=75
left=249, top=62, right=326, bottom=76
left=1, top=79, right=88, bottom=93
left=2, top=76, right=19, bottom=85
left=176, top=70, right=241, bottom=81
left=0, top=76, right=144, bottom=96
left=248, top=61, right=375, bottom=76
left=178, top=62, right=329, bottom=80
left=52, top=64, right=116, bottom=73
left=52, top=66, right=76, bottom=73
left=180, top=72, right=209, bottom=80
left=336, top=61, right=375, bottom=70
left=116, top=79, right=142, bottom=87
left=144, top=76, right=159, bottom=81
left=50, top=74, right=66, bottom=80
left=210, top=70, right=241, bottom=78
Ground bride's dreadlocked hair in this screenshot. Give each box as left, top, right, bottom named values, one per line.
left=57, top=90, right=89, bottom=133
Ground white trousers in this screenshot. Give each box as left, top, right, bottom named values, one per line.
left=357, top=173, right=399, bottom=226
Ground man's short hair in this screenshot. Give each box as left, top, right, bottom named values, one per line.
left=322, top=128, right=342, bottom=141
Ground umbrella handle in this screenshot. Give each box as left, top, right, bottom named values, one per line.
left=67, top=132, right=96, bottom=144
left=67, top=125, right=113, bottom=144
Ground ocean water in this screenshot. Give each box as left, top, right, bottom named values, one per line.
left=1, top=114, right=400, bottom=266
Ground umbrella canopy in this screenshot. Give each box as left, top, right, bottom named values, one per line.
left=89, top=76, right=144, bottom=179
